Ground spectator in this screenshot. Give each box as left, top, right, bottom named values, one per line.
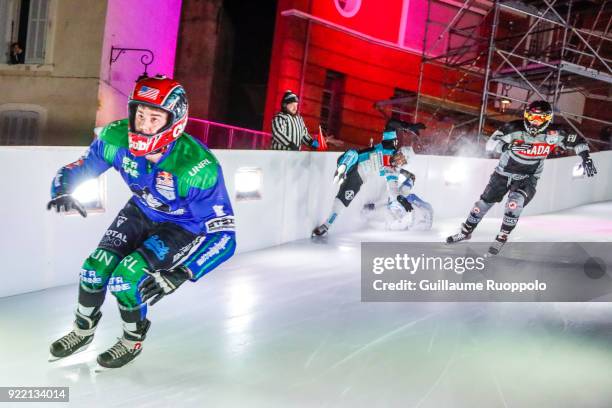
left=9, top=43, right=24, bottom=64
left=271, top=90, right=319, bottom=151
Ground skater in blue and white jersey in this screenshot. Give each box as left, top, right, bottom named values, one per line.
left=312, top=119, right=425, bottom=237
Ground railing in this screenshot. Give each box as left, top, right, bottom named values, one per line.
left=186, top=118, right=272, bottom=150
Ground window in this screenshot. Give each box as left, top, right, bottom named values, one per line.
left=320, top=70, right=345, bottom=138
left=0, top=110, right=41, bottom=145
left=1, top=0, right=51, bottom=64
left=0, top=2, right=10, bottom=58
left=25, top=0, right=50, bottom=63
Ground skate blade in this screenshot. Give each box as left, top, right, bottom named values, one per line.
left=94, top=358, right=136, bottom=373
left=311, top=235, right=328, bottom=243
left=94, top=365, right=110, bottom=373
left=48, top=343, right=91, bottom=362
left=445, top=237, right=470, bottom=245
left=486, top=245, right=505, bottom=256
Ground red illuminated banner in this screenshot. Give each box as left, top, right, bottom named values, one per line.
left=310, top=0, right=405, bottom=44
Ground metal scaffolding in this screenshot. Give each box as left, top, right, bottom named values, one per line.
left=411, top=0, right=612, bottom=148
left=414, top=0, right=496, bottom=140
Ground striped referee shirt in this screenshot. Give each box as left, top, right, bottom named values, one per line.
left=271, top=112, right=313, bottom=150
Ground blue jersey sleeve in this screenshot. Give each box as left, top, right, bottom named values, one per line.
left=338, top=149, right=359, bottom=172
left=51, top=138, right=113, bottom=198
left=182, top=166, right=236, bottom=281
left=186, top=166, right=235, bottom=234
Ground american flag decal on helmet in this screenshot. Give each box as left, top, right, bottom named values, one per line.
left=137, top=86, right=160, bottom=100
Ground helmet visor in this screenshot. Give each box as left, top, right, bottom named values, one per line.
left=524, top=111, right=552, bottom=127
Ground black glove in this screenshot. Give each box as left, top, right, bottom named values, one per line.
left=408, top=122, right=426, bottom=135
left=46, top=194, right=87, bottom=218
left=397, top=195, right=413, bottom=212
left=385, top=120, right=426, bottom=135
left=400, top=169, right=416, bottom=183
left=138, top=267, right=191, bottom=305
left=582, top=156, right=597, bottom=177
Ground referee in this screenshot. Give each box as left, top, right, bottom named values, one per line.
left=271, top=90, right=319, bottom=151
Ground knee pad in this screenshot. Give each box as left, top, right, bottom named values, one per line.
left=505, top=192, right=525, bottom=217
left=80, top=248, right=120, bottom=293
left=108, top=252, right=151, bottom=314
left=467, top=200, right=494, bottom=224
left=502, top=192, right=526, bottom=233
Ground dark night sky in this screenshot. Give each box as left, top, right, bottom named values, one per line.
left=223, top=0, right=278, bottom=129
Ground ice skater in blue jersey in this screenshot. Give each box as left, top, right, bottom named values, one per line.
left=312, top=119, right=426, bottom=237
left=47, top=76, right=236, bottom=369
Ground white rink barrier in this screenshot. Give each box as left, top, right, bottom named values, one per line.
left=0, top=147, right=610, bottom=298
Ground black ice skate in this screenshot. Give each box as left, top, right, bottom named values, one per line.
left=446, top=223, right=473, bottom=244
left=488, top=233, right=508, bottom=255
left=97, top=319, right=151, bottom=369
left=312, top=224, right=329, bottom=237
left=49, top=310, right=102, bottom=361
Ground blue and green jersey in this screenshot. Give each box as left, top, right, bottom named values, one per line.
left=51, top=119, right=235, bottom=236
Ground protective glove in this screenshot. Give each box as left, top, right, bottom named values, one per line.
left=582, top=156, right=597, bottom=177
left=138, top=267, right=191, bottom=305
left=407, top=122, right=426, bottom=135
left=385, top=120, right=426, bottom=135
left=46, top=195, right=87, bottom=218
left=397, top=195, right=413, bottom=212
left=333, top=164, right=348, bottom=184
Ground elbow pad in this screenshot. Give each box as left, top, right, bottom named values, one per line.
left=485, top=138, right=504, bottom=153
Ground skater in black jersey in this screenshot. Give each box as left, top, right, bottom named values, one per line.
left=446, top=101, right=597, bottom=255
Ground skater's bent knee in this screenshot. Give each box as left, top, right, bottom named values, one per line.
left=505, top=193, right=525, bottom=215
left=108, top=252, right=151, bottom=297
left=80, top=248, right=120, bottom=292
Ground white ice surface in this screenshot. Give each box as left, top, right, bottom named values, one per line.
left=0, top=202, right=611, bottom=407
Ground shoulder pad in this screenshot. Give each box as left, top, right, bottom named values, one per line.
left=559, top=130, right=584, bottom=147
left=98, top=119, right=129, bottom=148
left=159, top=135, right=219, bottom=197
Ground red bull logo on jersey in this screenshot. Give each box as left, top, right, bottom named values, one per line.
left=155, top=171, right=176, bottom=201
left=514, top=143, right=554, bottom=158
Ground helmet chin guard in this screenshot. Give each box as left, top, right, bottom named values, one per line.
left=523, top=100, right=553, bottom=136
left=128, top=75, right=189, bottom=156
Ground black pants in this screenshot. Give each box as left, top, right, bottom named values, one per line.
left=336, top=166, right=364, bottom=207
left=480, top=172, right=538, bottom=205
